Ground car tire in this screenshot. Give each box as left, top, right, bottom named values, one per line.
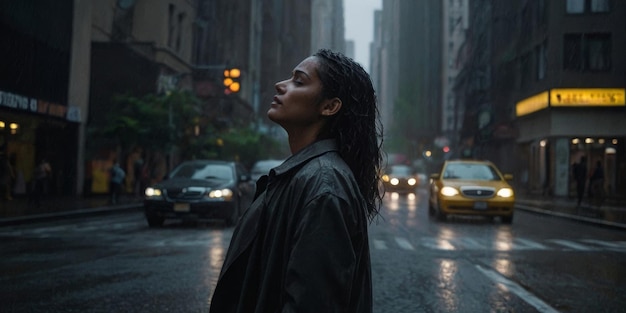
left=501, top=215, right=513, bottom=224
left=146, top=213, right=164, bottom=227
left=225, top=199, right=241, bottom=226
left=435, top=203, right=447, bottom=222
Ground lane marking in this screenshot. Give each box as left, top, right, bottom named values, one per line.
left=476, top=265, right=560, bottom=313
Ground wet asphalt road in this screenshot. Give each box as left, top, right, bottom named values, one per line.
left=0, top=187, right=625, bottom=312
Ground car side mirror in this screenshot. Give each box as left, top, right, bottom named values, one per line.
left=503, top=174, right=513, bottom=181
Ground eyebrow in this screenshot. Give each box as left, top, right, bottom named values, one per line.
left=293, top=69, right=311, bottom=80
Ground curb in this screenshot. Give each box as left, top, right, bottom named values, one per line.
left=0, top=203, right=143, bottom=227
left=515, top=203, right=626, bottom=230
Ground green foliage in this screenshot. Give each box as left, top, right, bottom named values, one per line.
left=86, top=90, right=286, bottom=169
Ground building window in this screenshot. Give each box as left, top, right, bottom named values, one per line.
left=168, top=4, right=175, bottom=48
left=536, top=41, right=547, bottom=80
left=566, top=0, right=610, bottom=14
left=520, top=52, right=531, bottom=89
left=563, top=33, right=611, bottom=71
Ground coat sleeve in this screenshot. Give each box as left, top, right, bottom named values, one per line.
left=282, top=193, right=360, bottom=313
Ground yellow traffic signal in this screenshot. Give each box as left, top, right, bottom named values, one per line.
left=223, top=68, right=241, bottom=94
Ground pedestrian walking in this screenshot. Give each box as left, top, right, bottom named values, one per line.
left=109, top=160, right=126, bottom=204
left=209, top=49, right=383, bottom=313
left=572, top=156, right=587, bottom=206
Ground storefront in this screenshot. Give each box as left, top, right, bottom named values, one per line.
left=516, top=88, right=626, bottom=198
left=0, top=90, right=81, bottom=197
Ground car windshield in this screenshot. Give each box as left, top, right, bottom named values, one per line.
left=387, top=165, right=413, bottom=176
left=170, top=163, right=233, bottom=181
left=443, top=163, right=500, bottom=181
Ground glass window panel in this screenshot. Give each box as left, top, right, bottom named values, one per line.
left=591, top=0, right=610, bottom=12
left=566, top=0, right=585, bottom=13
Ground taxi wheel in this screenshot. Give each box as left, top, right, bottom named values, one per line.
left=435, top=204, right=447, bottom=221
left=501, top=215, right=513, bottom=224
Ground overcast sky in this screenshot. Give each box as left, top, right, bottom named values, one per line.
left=344, top=0, right=381, bottom=73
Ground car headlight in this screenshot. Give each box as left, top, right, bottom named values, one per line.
left=497, top=188, right=514, bottom=198
left=390, top=178, right=399, bottom=185
left=145, top=187, right=163, bottom=199
left=440, top=186, right=459, bottom=197
left=408, top=178, right=417, bottom=186
left=208, top=188, right=234, bottom=200
left=382, top=175, right=390, bottom=182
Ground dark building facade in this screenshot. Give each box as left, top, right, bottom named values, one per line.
left=0, top=0, right=81, bottom=196
left=456, top=0, right=626, bottom=199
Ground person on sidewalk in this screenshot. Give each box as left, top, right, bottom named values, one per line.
left=589, top=160, right=604, bottom=205
left=572, top=156, right=587, bottom=206
left=31, top=158, right=52, bottom=207
left=0, top=154, right=15, bottom=201
left=109, top=160, right=126, bottom=205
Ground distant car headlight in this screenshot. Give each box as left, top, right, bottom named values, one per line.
left=408, top=178, right=417, bottom=186
left=390, top=178, right=399, bottom=185
left=497, top=188, right=514, bottom=198
left=208, top=188, right=234, bottom=200
left=145, top=187, right=163, bottom=199
left=440, top=186, right=459, bottom=197
left=382, top=175, right=390, bottom=182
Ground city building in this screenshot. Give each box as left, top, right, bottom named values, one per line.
left=372, top=0, right=443, bottom=168
left=454, top=0, right=625, bottom=199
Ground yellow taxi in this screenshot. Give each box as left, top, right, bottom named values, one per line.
left=428, top=160, right=515, bottom=223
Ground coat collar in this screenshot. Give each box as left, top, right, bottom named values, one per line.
left=271, top=139, right=338, bottom=178
left=218, top=139, right=339, bottom=279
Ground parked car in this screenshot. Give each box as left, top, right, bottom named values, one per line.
left=250, top=159, right=285, bottom=181
left=143, top=160, right=253, bottom=227
left=381, top=164, right=420, bottom=193
left=428, top=160, right=515, bottom=223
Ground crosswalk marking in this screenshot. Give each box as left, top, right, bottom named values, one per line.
left=369, top=236, right=626, bottom=252
left=373, top=239, right=388, bottom=250
left=394, top=237, right=414, bottom=250
left=548, top=239, right=592, bottom=251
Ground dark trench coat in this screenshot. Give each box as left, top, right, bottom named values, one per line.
left=209, top=139, right=373, bottom=313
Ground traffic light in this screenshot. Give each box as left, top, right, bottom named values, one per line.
left=223, top=68, right=241, bottom=94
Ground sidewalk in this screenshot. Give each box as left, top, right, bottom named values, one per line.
left=0, top=193, right=625, bottom=229
left=515, top=194, right=626, bottom=230
left=0, top=194, right=143, bottom=226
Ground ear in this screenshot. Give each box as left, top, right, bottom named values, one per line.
left=320, top=97, right=342, bottom=117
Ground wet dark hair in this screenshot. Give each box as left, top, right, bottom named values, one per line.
left=313, top=48, right=383, bottom=221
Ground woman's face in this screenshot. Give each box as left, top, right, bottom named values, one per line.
left=268, top=56, right=326, bottom=131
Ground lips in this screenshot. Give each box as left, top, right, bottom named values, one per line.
left=272, top=96, right=282, bottom=105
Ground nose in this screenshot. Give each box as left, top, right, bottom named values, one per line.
left=275, top=80, right=286, bottom=93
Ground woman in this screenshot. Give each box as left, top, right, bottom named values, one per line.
left=209, top=49, right=383, bottom=313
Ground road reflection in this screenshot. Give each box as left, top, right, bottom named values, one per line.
left=437, top=259, right=459, bottom=311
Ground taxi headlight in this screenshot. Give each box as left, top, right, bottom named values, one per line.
left=440, top=186, right=459, bottom=197
left=390, top=178, right=399, bottom=185
left=145, top=187, right=163, bottom=199
left=208, top=188, right=234, bottom=200
left=497, top=188, right=514, bottom=198
left=408, top=178, right=417, bottom=186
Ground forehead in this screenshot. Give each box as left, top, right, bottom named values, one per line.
left=294, top=56, right=320, bottom=77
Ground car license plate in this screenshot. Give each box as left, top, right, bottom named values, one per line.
left=473, top=201, right=488, bottom=210
left=174, top=203, right=190, bottom=212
